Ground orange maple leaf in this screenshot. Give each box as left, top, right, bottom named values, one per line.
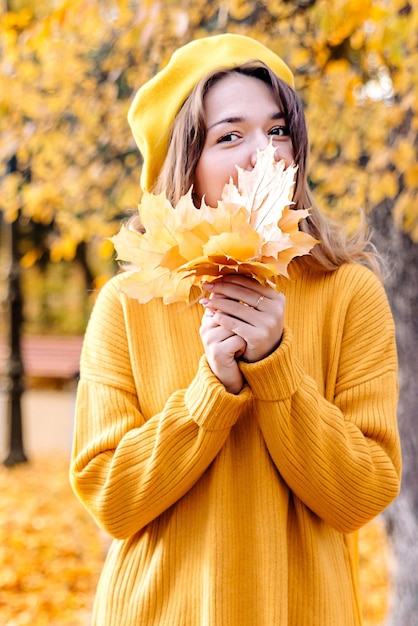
left=111, top=143, right=318, bottom=304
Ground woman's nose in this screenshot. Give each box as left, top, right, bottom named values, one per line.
left=249, top=151, right=259, bottom=169
left=248, top=136, right=269, bottom=169
left=249, top=142, right=285, bottom=170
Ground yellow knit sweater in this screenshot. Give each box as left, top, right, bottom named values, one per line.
left=70, top=262, right=401, bottom=626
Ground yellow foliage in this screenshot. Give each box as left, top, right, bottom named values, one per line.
left=227, top=0, right=257, bottom=21
left=0, top=9, right=32, bottom=31
left=50, top=236, right=78, bottom=263
left=369, top=171, right=399, bottom=205
left=384, top=103, right=409, bottom=129
left=359, top=518, right=392, bottom=623
left=98, top=238, right=116, bottom=260
left=20, top=247, right=42, bottom=269
left=404, top=164, right=418, bottom=189
left=288, top=47, right=311, bottom=71
left=0, top=457, right=107, bottom=626
left=350, top=28, right=366, bottom=50
left=0, top=0, right=417, bottom=251
left=343, top=132, right=361, bottom=162
left=21, top=182, right=63, bottom=224
left=312, top=0, right=372, bottom=47
left=393, top=190, right=418, bottom=240
left=367, top=147, right=392, bottom=172
left=0, top=172, right=22, bottom=222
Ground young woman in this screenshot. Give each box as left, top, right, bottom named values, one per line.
left=70, top=34, right=401, bottom=625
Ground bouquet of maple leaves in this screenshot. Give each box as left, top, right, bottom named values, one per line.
left=111, top=143, right=318, bottom=304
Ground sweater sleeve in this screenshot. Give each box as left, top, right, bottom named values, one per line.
left=70, top=279, right=251, bottom=539
left=240, top=267, right=401, bottom=534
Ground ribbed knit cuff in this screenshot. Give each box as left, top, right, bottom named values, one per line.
left=185, top=355, right=251, bottom=431
left=239, top=327, right=304, bottom=401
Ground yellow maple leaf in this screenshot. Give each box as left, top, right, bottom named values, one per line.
left=111, top=143, right=318, bottom=304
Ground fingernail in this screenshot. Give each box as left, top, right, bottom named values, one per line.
left=199, top=298, right=210, bottom=306
left=204, top=282, right=214, bottom=291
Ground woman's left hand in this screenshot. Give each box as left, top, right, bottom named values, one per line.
left=200, top=275, right=285, bottom=363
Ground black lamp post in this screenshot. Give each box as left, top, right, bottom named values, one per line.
left=2, top=155, right=27, bottom=466
left=1, top=2, right=28, bottom=466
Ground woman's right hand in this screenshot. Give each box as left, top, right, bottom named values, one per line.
left=199, top=306, right=246, bottom=395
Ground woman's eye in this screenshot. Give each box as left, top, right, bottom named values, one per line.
left=269, top=125, right=290, bottom=137
left=217, top=132, right=239, bottom=143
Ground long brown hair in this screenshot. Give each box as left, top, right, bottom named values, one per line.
left=145, top=62, right=382, bottom=276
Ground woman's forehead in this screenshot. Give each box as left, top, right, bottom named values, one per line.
left=202, top=73, right=282, bottom=119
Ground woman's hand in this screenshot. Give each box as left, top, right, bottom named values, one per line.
left=199, top=307, right=246, bottom=394
left=200, top=275, right=285, bottom=364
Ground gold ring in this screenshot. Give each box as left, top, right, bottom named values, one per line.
left=239, top=300, right=252, bottom=308
left=254, top=296, right=264, bottom=309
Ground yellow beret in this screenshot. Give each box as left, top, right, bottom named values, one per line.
left=128, top=33, right=295, bottom=192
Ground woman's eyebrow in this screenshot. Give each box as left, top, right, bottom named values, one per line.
left=207, top=111, right=285, bottom=131
left=207, top=116, right=244, bottom=131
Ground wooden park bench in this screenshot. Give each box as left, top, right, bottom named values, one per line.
left=0, top=335, right=83, bottom=388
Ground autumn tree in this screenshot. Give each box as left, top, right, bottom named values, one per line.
left=0, top=0, right=417, bottom=621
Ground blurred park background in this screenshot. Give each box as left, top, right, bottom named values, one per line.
left=0, top=0, right=417, bottom=624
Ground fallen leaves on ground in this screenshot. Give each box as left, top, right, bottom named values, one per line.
left=0, top=456, right=109, bottom=626
left=0, top=456, right=391, bottom=625
left=359, top=515, right=392, bottom=623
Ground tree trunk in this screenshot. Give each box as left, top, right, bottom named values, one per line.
left=370, top=199, right=418, bottom=625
